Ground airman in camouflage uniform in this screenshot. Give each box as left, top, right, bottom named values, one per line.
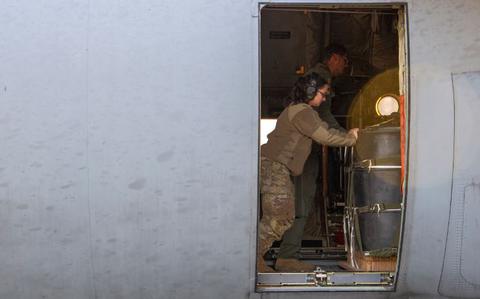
left=277, top=45, right=350, bottom=272
left=257, top=157, right=295, bottom=272
left=257, top=73, right=357, bottom=272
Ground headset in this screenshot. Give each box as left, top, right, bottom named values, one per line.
left=305, top=74, right=320, bottom=100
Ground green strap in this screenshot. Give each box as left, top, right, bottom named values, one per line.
left=366, top=247, right=397, bottom=257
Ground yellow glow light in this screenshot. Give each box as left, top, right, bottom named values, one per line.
left=375, top=94, right=399, bottom=116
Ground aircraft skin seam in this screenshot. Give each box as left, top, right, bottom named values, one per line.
left=438, top=72, right=480, bottom=295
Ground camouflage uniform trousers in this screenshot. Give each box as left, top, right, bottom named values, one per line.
left=258, top=157, right=295, bottom=257
left=278, top=151, right=319, bottom=258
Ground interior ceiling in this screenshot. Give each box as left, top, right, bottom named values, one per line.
left=261, top=4, right=399, bottom=119
left=262, top=5, right=399, bottom=14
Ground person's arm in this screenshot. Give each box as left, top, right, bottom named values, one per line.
left=291, top=108, right=356, bottom=147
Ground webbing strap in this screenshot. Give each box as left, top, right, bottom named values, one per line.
left=355, top=203, right=402, bottom=214
left=365, top=247, right=398, bottom=257
left=353, top=210, right=363, bottom=252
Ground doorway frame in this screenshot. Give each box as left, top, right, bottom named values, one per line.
left=251, top=1, right=411, bottom=293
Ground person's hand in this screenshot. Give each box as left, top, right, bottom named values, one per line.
left=348, top=128, right=359, bottom=139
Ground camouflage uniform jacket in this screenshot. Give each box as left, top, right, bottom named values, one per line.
left=261, top=103, right=356, bottom=176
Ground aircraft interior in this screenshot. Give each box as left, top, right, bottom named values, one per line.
left=258, top=3, right=407, bottom=291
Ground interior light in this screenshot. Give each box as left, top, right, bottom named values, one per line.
left=375, top=94, right=399, bottom=116
left=260, top=119, right=277, bottom=145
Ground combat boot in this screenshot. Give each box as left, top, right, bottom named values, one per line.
left=275, top=258, right=316, bottom=272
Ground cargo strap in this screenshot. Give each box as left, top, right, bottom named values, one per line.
left=354, top=155, right=401, bottom=171
left=364, top=247, right=398, bottom=258
left=345, top=148, right=359, bottom=269
left=355, top=203, right=402, bottom=214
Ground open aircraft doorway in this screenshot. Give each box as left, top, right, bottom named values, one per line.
left=256, top=3, right=409, bottom=292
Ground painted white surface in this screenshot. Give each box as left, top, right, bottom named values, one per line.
left=1, top=1, right=256, bottom=298
left=438, top=71, right=480, bottom=297
left=401, top=1, right=480, bottom=296
left=0, top=0, right=480, bottom=298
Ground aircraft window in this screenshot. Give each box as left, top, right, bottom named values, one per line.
left=256, top=3, right=408, bottom=292
left=260, top=119, right=277, bottom=145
